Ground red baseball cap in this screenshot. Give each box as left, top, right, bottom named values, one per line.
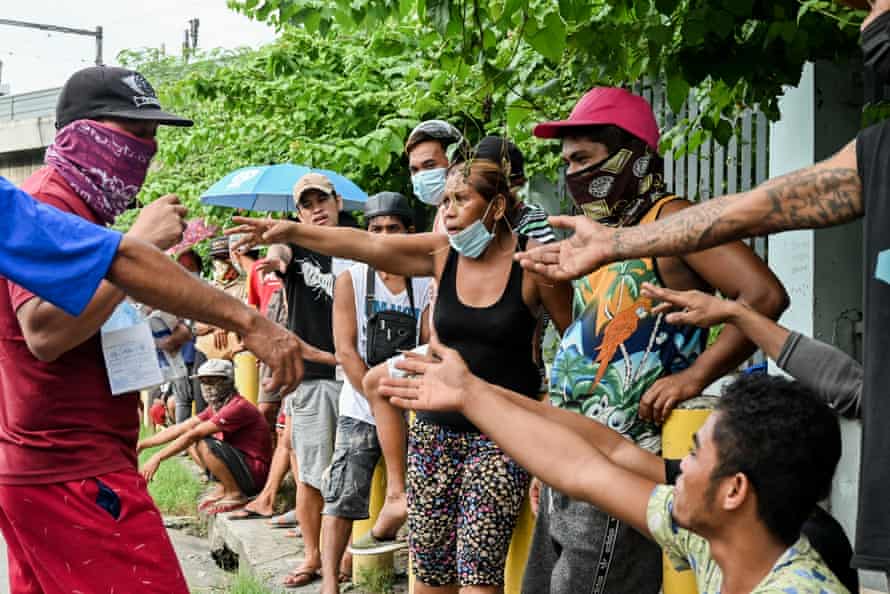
left=533, top=87, right=660, bottom=150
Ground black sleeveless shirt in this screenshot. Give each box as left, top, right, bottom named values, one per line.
left=420, top=236, right=540, bottom=432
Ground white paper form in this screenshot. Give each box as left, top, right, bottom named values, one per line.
left=101, top=322, right=164, bottom=395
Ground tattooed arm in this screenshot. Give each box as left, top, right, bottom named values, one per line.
left=517, top=141, right=862, bottom=281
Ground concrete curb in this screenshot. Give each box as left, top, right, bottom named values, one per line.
left=207, top=511, right=313, bottom=593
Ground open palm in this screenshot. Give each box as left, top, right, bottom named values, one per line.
left=515, top=215, right=614, bottom=281
left=379, top=338, right=471, bottom=412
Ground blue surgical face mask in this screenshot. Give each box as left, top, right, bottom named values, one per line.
left=448, top=200, right=495, bottom=259
left=411, top=168, right=448, bottom=206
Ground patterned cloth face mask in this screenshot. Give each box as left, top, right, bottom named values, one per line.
left=44, top=120, right=157, bottom=225
left=565, top=144, right=664, bottom=227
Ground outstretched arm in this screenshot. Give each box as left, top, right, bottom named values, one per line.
left=642, top=283, right=862, bottom=417
left=379, top=339, right=657, bottom=537
left=227, top=217, right=445, bottom=278
left=107, top=237, right=303, bottom=394
left=140, top=418, right=220, bottom=482
left=517, top=141, right=861, bottom=280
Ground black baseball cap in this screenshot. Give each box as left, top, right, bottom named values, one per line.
left=55, top=66, right=193, bottom=130
left=364, top=192, right=414, bottom=225
left=473, top=136, right=525, bottom=182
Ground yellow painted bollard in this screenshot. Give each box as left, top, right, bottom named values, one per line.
left=504, top=495, right=535, bottom=593
left=353, top=459, right=395, bottom=586
left=234, top=351, right=259, bottom=406
left=662, top=395, right=717, bottom=594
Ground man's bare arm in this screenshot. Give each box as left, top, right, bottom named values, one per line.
left=615, top=143, right=861, bottom=259
left=107, top=237, right=303, bottom=393
left=517, top=142, right=862, bottom=280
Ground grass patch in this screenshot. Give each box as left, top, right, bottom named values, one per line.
left=138, top=426, right=203, bottom=516
left=226, top=572, right=276, bottom=594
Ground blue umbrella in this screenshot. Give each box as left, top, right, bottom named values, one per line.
left=200, top=164, right=368, bottom=212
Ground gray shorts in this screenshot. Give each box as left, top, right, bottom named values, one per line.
left=322, top=416, right=381, bottom=520
left=285, top=379, right=341, bottom=490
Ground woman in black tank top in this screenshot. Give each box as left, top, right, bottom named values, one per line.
left=228, top=152, right=573, bottom=592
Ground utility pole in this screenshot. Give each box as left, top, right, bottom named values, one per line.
left=182, top=18, right=199, bottom=62
left=0, top=19, right=103, bottom=66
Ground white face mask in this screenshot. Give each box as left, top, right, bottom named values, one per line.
left=448, top=200, right=495, bottom=259
left=411, top=168, right=448, bottom=206
left=212, top=260, right=231, bottom=281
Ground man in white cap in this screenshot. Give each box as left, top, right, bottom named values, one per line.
left=138, top=359, right=272, bottom=514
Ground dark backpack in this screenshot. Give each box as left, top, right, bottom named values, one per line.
left=365, top=266, right=418, bottom=366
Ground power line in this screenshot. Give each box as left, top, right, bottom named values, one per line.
left=0, top=18, right=103, bottom=66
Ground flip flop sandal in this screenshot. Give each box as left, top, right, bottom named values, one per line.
left=282, top=569, right=319, bottom=588
left=229, top=509, right=275, bottom=521
left=197, top=495, right=223, bottom=511
left=283, top=527, right=302, bottom=538
left=265, top=509, right=298, bottom=528
left=207, top=499, right=248, bottom=515
left=349, top=530, right=408, bottom=555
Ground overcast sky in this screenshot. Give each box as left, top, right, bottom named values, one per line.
left=1, top=0, right=278, bottom=94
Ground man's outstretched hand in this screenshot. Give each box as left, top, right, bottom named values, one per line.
left=226, top=217, right=300, bottom=252
left=379, top=337, right=473, bottom=412
left=515, top=215, right=614, bottom=281
left=241, top=315, right=303, bottom=395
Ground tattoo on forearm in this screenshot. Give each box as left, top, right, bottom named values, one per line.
left=612, top=167, right=862, bottom=259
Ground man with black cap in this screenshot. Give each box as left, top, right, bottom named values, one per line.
left=519, top=87, right=788, bottom=594
left=472, top=135, right=556, bottom=244
left=0, top=65, right=197, bottom=593
left=315, top=192, right=432, bottom=592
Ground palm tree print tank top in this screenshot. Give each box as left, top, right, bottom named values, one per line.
left=549, top=196, right=707, bottom=452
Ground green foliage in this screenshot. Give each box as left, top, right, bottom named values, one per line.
left=118, top=23, right=571, bottom=230
left=226, top=572, right=276, bottom=594
left=138, top=426, right=204, bottom=515
left=229, top=0, right=867, bottom=154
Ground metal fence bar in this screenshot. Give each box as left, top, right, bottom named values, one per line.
left=741, top=111, right=753, bottom=191
left=675, top=104, right=687, bottom=197
left=687, top=96, right=699, bottom=200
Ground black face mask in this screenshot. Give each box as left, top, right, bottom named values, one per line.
left=862, top=11, right=890, bottom=104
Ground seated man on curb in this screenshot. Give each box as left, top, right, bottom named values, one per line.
left=379, top=339, right=850, bottom=594
left=138, top=359, right=272, bottom=515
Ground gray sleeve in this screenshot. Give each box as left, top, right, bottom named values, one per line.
left=776, top=332, right=862, bottom=418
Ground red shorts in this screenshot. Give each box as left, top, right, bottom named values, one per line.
left=0, top=468, right=189, bottom=594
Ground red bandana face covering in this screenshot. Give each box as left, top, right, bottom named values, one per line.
left=565, top=144, right=665, bottom=227
left=44, top=120, right=157, bottom=225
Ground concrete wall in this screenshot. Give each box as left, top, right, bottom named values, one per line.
left=768, top=61, right=884, bottom=593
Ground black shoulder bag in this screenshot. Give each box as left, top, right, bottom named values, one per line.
left=365, top=266, right=418, bottom=366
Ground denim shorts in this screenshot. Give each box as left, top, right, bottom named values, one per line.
left=321, top=416, right=382, bottom=520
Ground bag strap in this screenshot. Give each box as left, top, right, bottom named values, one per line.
left=405, top=277, right=415, bottom=316
left=365, top=265, right=416, bottom=318
left=365, top=265, right=376, bottom=319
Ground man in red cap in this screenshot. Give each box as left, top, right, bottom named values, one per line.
left=521, top=87, right=789, bottom=594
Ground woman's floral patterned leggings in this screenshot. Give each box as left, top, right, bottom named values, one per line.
left=407, top=419, right=530, bottom=587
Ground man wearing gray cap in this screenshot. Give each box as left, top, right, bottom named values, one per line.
left=319, top=192, right=432, bottom=591
left=406, top=119, right=467, bottom=209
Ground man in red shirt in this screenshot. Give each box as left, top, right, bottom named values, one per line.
left=138, top=359, right=273, bottom=513
left=0, top=65, right=194, bottom=594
